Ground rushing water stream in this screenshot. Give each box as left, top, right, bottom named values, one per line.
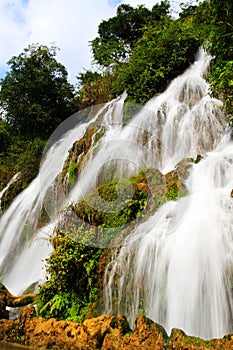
left=0, top=49, right=232, bottom=339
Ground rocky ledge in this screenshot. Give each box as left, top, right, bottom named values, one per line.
left=1, top=306, right=233, bottom=350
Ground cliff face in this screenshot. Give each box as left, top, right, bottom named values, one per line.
left=1, top=306, right=233, bottom=350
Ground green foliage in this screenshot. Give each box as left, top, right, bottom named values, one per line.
left=15, top=138, right=46, bottom=186
left=0, top=44, right=77, bottom=196
left=0, top=119, right=11, bottom=156
left=202, top=0, right=233, bottom=119
left=38, top=292, right=91, bottom=323
left=75, top=174, right=148, bottom=231
left=76, top=70, right=115, bottom=108
left=166, top=183, right=180, bottom=201
left=112, top=16, right=202, bottom=102
left=83, top=1, right=208, bottom=105
left=0, top=136, right=46, bottom=207
left=91, top=1, right=170, bottom=67
left=68, top=162, right=77, bottom=187
left=80, top=0, right=232, bottom=117
left=208, top=0, right=233, bottom=64
left=0, top=44, right=76, bottom=139
left=208, top=61, right=233, bottom=123
left=36, top=231, right=102, bottom=321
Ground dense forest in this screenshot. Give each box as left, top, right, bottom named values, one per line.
left=0, top=0, right=233, bottom=326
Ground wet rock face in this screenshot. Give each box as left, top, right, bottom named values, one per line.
left=1, top=307, right=233, bottom=350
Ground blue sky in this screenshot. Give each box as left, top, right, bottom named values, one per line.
left=108, top=0, right=122, bottom=5
left=0, top=0, right=185, bottom=85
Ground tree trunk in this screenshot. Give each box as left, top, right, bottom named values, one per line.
left=0, top=283, right=35, bottom=319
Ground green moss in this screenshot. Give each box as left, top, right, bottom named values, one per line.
left=67, top=161, right=77, bottom=186
left=72, top=174, right=148, bottom=244
left=166, top=183, right=180, bottom=201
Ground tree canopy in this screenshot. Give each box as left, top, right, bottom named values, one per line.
left=208, top=0, right=233, bottom=63
left=0, top=44, right=76, bottom=139
left=112, top=15, right=202, bottom=102
left=79, top=0, right=232, bottom=115
left=91, top=1, right=170, bottom=67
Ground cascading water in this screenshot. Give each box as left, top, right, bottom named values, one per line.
left=67, top=50, right=226, bottom=205
left=0, top=49, right=231, bottom=339
left=103, top=52, right=233, bottom=338
left=0, top=98, right=126, bottom=294
left=104, top=139, right=233, bottom=340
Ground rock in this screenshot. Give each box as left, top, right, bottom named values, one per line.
left=0, top=283, right=35, bottom=319
left=231, top=189, right=233, bottom=198
left=0, top=340, right=33, bottom=349
left=103, top=315, right=168, bottom=350
left=169, top=328, right=233, bottom=349
left=2, top=305, right=233, bottom=349
left=1, top=308, right=117, bottom=349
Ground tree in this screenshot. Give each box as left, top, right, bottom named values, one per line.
left=76, top=70, right=115, bottom=108
left=0, top=44, right=76, bottom=139
left=200, top=0, right=233, bottom=121
left=91, top=1, right=170, bottom=67
left=112, top=15, right=202, bottom=103
left=208, top=0, right=233, bottom=63
left=0, top=119, right=11, bottom=154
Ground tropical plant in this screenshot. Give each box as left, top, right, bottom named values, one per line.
left=36, top=231, right=102, bottom=321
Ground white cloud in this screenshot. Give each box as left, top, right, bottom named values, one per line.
left=0, top=0, right=163, bottom=85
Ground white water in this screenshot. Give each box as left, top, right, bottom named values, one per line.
left=0, top=49, right=232, bottom=339
left=0, top=172, right=21, bottom=214
left=104, top=139, right=233, bottom=339
left=102, top=53, right=233, bottom=339
left=67, top=50, right=226, bottom=207
left=0, top=99, right=124, bottom=294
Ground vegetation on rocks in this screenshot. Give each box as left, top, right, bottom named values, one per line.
left=36, top=231, right=102, bottom=322
left=36, top=162, right=189, bottom=322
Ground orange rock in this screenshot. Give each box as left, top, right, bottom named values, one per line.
left=1, top=307, right=233, bottom=349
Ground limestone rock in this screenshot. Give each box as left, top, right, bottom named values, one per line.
left=1, top=306, right=233, bottom=349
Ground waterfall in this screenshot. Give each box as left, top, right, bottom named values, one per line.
left=0, top=49, right=232, bottom=339
left=104, top=140, right=233, bottom=339
left=103, top=52, right=233, bottom=338
left=67, top=50, right=226, bottom=204
left=0, top=97, right=126, bottom=294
